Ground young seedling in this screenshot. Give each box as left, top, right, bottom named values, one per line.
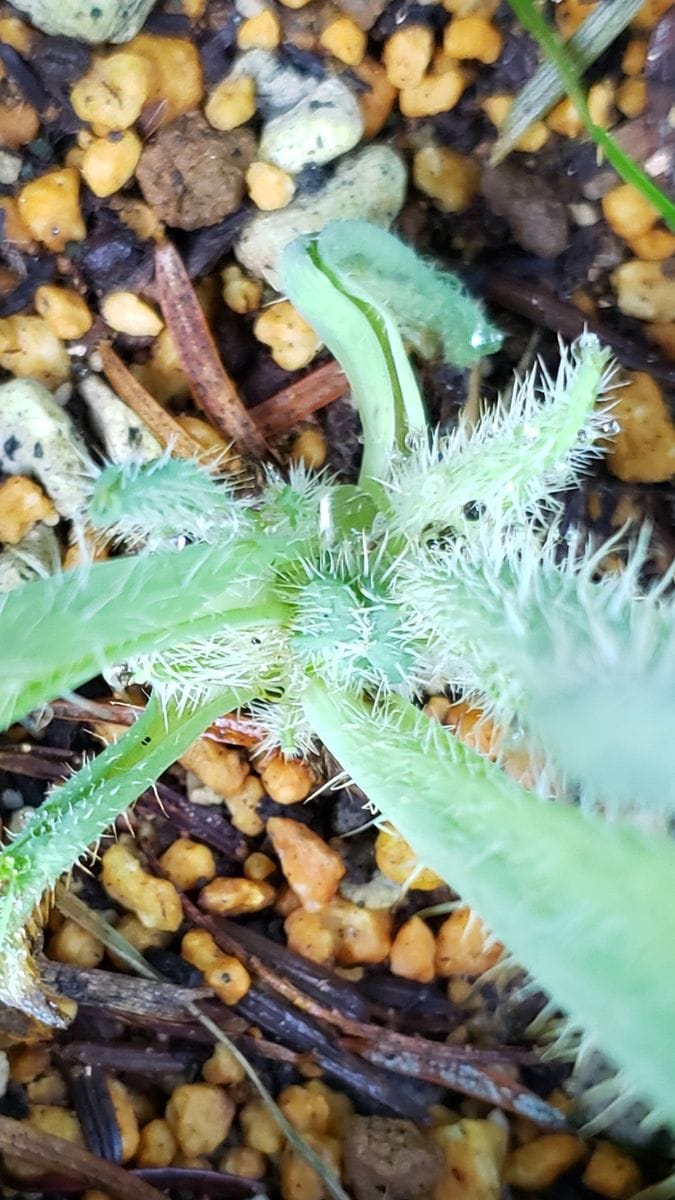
left=0, top=220, right=673, bottom=1134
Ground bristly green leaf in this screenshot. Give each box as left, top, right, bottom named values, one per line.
left=291, top=561, right=416, bottom=694
left=88, top=457, right=246, bottom=548
left=506, top=0, right=675, bottom=231
left=386, top=333, right=614, bottom=537
left=395, top=523, right=675, bottom=820
left=314, top=221, right=502, bottom=370
left=136, top=616, right=293, bottom=713
left=302, top=680, right=675, bottom=1131
left=0, top=536, right=283, bottom=730
left=491, top=0, right=644, bottom=164
left=0, top=688, right=252, bottom=1015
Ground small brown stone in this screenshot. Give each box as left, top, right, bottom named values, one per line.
left=344, top=1116, right=444, bottom=1200
left=481, top=163, right=569, bottom=258
left=136, top=112, right=256, bottom=231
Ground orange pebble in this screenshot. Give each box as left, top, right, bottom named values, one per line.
left=390, top=915, right=436, bottom=983
left=267, top=817, right=345, bottom=911
left=435, top=906, right=503, bottom=976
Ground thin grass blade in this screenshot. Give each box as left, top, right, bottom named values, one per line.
left=505, top=0, right=675, bottom=229
left=492, top=0, right=644, bottom=164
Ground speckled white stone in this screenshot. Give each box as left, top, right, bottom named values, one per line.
left=10, top=0, right=155, bottom=41
left=0, top=379, right=91, bottom=519
left=236, top=145, right=407, bottom=290
left=259, top=76, right=364, bottom=174
left=78, top=374, right=161, bottom=464
left=229, top=50, right=320, bottom=118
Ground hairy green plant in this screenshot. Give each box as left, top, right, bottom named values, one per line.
left=0, top=220, right=674, bottom=1134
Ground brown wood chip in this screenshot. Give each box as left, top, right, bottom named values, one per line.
left=0, top=1115, right=165, bottom=1200
left=250, top=361, right=348, bottom=437
left=98, top=343, right=202, bottom=458
left=154, top=239, right=269, bottom=458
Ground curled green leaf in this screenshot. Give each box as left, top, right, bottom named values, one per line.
left=281, top=220, right=501, bottom=490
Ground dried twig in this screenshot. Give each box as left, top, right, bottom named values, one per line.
left=154, top=240, right=269, bottom=458
left=59, top=1042, right=196, bottom=1076
left=340, top=1033, right=566, bottom=1130
left=235, top=985, right=435, bottom=1121
left=49, top=698, right=141, bottom=726
left=68, top=1065, right=123, bottom=1163
left=12, top=1168, right=263, bottom=1198
left=139, top=782, right=248, bottom=860
left=50, top=696, right=268, bottom=749
left=90, top=1004, right=311, bottom=1069
left=42, top=962, right=215, bottom=1024
left=208, top=711, right=268, bottom=748
left=98, top=344, right=346, bottom=462
left=183, top=902, right=367, bottom=1022
left=461, top=363, right=482, bottom=434
left=0, top=749, right=73, bottom=782
left=0, top=1116, right=165, bottom=1200
left=191, top=912, right=371, bottom=1021
left=98, top=344, right=202, bottom=458
left=481, top=274, right=675, bottom=387
left=54, top=894, right=351, bottom=1200
left=134, top=1167, right=264, bottom=1196
left=250, top=361, right=348, bottom=437
left=42, top=952, right=212, bottom=1027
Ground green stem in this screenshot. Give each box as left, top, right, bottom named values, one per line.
left=307, top=242, right=424, bottom=467
left=507, top=0, right=675, bottom=230
left=303, top=680, right=675, bottom=1128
